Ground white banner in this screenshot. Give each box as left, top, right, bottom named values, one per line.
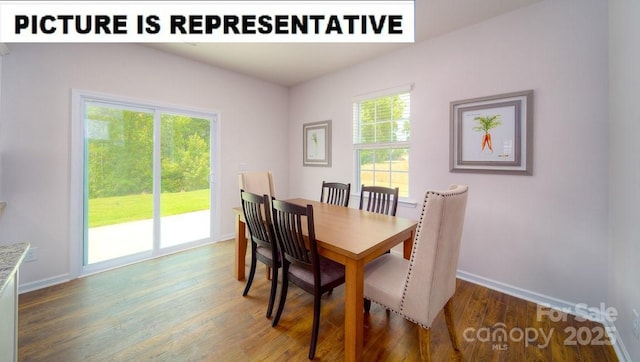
left=0, top=1, right=415, bottom=43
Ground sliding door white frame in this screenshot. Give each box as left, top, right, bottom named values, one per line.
left=70, top=89, right=220, bottom=278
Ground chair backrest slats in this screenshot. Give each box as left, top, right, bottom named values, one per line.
left=271, top=200, right=317, bottom=268
left=240, top=190, right=274, bottom=249
left=320, top=181, right=351, bottom=207
left=359, top=185, right=399, bottom=216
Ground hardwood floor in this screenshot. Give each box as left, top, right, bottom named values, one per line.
left=18, top=239, right=618, bottom=361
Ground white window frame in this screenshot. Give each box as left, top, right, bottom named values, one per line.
left=353, top=84, right=412, bottom=202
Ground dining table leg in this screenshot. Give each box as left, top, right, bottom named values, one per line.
left=403, top=232, right=414, bottom=259
left=234, top=213, right=247, bottom=281
left=344, top=258, right=365, bottom=361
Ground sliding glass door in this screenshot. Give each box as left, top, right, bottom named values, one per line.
left=80, top=96, right=216, bottom=272
left=159, top=114, right=211, bottom=249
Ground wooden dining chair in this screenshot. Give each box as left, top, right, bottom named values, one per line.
left=363, top=185, right=469, bottom=361
left=320, top=181, right=351, bottom=207
left=359, top=185, right=399, bottom=216
left=239, top=171, right=276, bottom=278
left=239, top=190, right=280, bottom=319
left=360, top=185, right=400, bottom=253
left=270, top=199, right=345, bottom=360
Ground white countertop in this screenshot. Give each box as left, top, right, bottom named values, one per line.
left=0, top=242, right=29, bottom=295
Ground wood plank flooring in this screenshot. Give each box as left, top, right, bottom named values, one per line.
left=18, top=239, right=619, bottom=361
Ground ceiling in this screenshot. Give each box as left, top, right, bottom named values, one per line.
left=146, top=0, right=541, bottom=87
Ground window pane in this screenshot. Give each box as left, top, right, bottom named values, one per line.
left=87, top=106, right=154, bottom=200
left=359, top=147, right=408, bottom=196
left=85, top=103, right=154, bottom=264
left=354, top=90, right=410, bottom=197
left=160, top=115, right=210, bottom=194
left=390, top=149, right=409, bottom=171
left=375, top=149, right=391, bottom=169
left=360, top=100, right=376, bottom=123
left=396, top=120, right=410, bottom=142
left=391, top=150, right=408, bottom=197
left=359, top=149, right=375, bottom=170
left=375, top=97, right=395, bottom=121
left=391, top=171, right=409, bottom=198
left=374, top=171, right=391, bottom=186
left=361, top=121, right=375, bottom=143
left=354, top=93, right=409, bottom=145
left=375, top=120, right=393, bottom=142
left=360, top=170, right=374, bottom=186
left=160, top=114, right=211, bottom=248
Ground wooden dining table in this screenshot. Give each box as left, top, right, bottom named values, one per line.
left=233, top=198, right=417, bottom=361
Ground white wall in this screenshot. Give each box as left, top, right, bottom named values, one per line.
left=289, top=0, right=609, bottom=306
left=0, top=44, right=8, bottom=199
left=0, top=43, right=289, bottom=286
left=609, top=0, right=640, bottom=360
left=0, top=51, right=3, bottom=199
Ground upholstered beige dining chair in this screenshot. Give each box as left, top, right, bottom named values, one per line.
left=238, top=171, right=275, bottom=198
left=239, top=171, right=276, bottom=278
left=363, top=184, right=469, bottom=361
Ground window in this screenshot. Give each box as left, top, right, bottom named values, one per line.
left=353, top=88, right=410, bottom=198
left=71, top=90, right=219, bottom=276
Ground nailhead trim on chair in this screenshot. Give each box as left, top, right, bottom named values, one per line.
left=365, top=191, right=439, bottom=328
left=399, top=190, right=438, bottom=328
left=367, top=186, right=466, bottom=329
left=404, top=188, right=462, bottom=328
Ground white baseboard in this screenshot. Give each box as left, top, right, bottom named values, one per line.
left=607, top=320, right=633, bottom=362
left=19, top=274, right=71, bottom=294
left=457, top=270, right=631, bottom=362
left=220, top=232, right=235, bottom=241
left=18, top=236, right=234, bottom=294
left=457, top=270, right=578, bottom=315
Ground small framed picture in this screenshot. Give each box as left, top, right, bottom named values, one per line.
left=450, top=90, right=533, bottom=174
left=303, top=120, right=332, bottom=167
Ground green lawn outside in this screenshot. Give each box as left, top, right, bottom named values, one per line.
left=88, top=158, right=408, bottom=228
left=88, top=189, right=210, bottom=228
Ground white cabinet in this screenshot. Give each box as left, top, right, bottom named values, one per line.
left=0, top=274, right=17, bottom=362
left=0, top=243, right=29, bottom=362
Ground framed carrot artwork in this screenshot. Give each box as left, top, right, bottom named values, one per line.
left=450, top=90, right=533, bottom=174
left=303, top=120, right=332, bottom=167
